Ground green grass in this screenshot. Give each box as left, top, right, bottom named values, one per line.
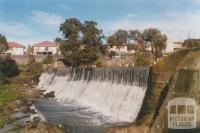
left=0, top=114, right=9, bottom=128
left=0, top=86, right=24, bottom=104
left=0, top=63, right=43, bottom=129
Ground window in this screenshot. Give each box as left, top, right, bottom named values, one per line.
left=170, top=105, right=176, bottom=114
left=177, top=105, right=186, bottom=114
left=187, top=105, right=194, bottom=114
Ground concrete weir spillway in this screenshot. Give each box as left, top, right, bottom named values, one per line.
left=35, top=67, right=151, bottom=131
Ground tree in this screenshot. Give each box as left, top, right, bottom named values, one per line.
left=135, top=54, right=151, bottom=66
left=129, top=29, right=146, bottom=52
left=0, top=59, right=19, bottom=77
left=0, top=34, right=8, bottom=53
left=129, top=29, right=144, bottom=45
left=183, top=39, right=200, bottom=48
left=59, top=18, right=83, bottom=67
left=26, top=45, right=34, bottom=55
left=43, top=54, right=53, bottom=64
left=27, top=55, right=36, bottom=65
left=58, top=18, right=103, bottom=67
left=99, top=45, right=107, bottom=55
left=107, top=29, right=128, bottom=46
left=0, top=35, right=19, bottom=79
left=143, top=28, right=167, bottom=61
left=108, top=51, right=116, bottom=59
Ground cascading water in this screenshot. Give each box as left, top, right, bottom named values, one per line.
left=35, top=67, right=150, bottom=133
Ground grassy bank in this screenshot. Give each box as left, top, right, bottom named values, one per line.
left=0, top=63, right=42, bottom=127
left=0, top=62, right=65, bottom=133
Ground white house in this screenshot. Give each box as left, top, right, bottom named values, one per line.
left=164, top=40, right=183, bottom=54
left=7, top=42, right=25, bottom=55
left=33, top=41, right=59, bottom=55
left=107, top=45, right=134, bottom=55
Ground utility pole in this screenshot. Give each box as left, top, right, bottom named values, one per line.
left=188, top=30, right=191, bottom=39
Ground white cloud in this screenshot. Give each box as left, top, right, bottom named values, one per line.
left=192, top=0, right=200, bottom=3
left=127, top=13, right=136, bottom=18
left=0, top=22, right=32, bottom=37
left=101, top=12, right=200, bottom=41
left=0, top=21, right=58, bottom=45
left=32, top=11, right=64, bottom=25
left=0, top=22, right=35, bottom=45
left=59, top=4, right=72, bottom=10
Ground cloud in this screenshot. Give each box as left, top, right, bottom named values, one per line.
left=100, top=12, right=200, bottom=40
left=32, top=11, right=64, bottom=25
left=0, top=22, right=32, bottom=37
left=0, top=21, right=58, bottom=45
left=59, top=4, right=72, bottom=10
left=0, top=22, right=35, bottom=45
left=127, top=13, right=136, bottom=18
left=192, top=0, right=200, bottom=3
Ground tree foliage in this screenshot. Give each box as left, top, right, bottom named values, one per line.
left=0, top=35, right=19, bottom=80
left=143, top=28, right=167, bottom=61
left=58, top=18, right=103, bottom=67
left=107, top=28, right=167, bottom=61
left=183, top=39, right=200, bottom=48
left=129, top=29, right=146, bottom=52
left=43, top=54, right=53, bottom=64
left=0, top=34, right=8, bottom=53
left=107, top=29, right=128, bottom=46
left=129, top=29, right=144, bottom=45
left=26, top=45, right=34, bottom=55
left=135, top=53, right=151, bottom=66
left=27, top=55, right=36, bottom=65
left=0, top=58, right=19, bottom=77
left=108, top=51, right=116, bottom=59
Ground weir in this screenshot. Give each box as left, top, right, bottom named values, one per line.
left=56, top=67, right=149, bottom=87
left=37, top=67, right=151, bottom=128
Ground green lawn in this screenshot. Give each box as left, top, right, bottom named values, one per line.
left=0, top=87, right=23, bottom=104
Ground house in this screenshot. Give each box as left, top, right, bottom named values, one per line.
left=107, top=45, right=134, bottom=55
left=164, top=40, right=183, bottom=54
left=33, top=41, right=59, bottom=55
left=7, top=42, right=25, bottom=55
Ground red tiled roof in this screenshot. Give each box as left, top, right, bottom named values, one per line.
left=34, top=41, right=58, bottom=47
left=8, top=42, right=24, bottom=48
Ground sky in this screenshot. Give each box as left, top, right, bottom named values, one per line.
left=0, top=0, right=200, bottom=45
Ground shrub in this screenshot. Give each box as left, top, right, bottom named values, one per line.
left=183, top=39, right=200, bottom=48
left=27, top=55, right=35, bottom=65
left=95, top=60, right=104, bottom=67
left=24, top=63, right=42, bottom=77
left=0, top=58, right=19, bottom=77
left=135, top=54, right=151, bottom=66
left=108, top=51, right=116, bottom=58
left=0, top=71, right=7, bottom=84
left=43, top=54, right=53, bottom=64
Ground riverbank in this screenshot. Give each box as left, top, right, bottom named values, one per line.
left=0, top=63, right=64, bottom=133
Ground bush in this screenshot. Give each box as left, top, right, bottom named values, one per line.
left=183, top=39, right=200, bottom=48
left=95, top=60, right=104, bottom=67
left=43, top=54, right=53, bottom=64
left=27, top=55, right=36, bottom=65
left=135, top=54, right=151, bottom=66
left=0, top=58, right=19, bottom=77
left=0, top=71, right=7, bottom=84
left=108, top=51, right=116, bottom=58
left=23, top=63, right=43, bottom=77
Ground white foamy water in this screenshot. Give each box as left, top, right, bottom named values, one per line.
left=37, top=68, right=149, bottom=123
